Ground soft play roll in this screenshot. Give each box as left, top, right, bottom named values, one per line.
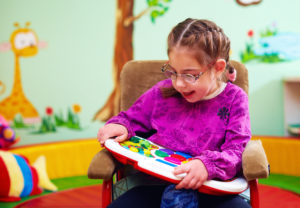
left=0, top=150, right=57, bottom=202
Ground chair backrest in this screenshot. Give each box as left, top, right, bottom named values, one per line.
left=120, top=60, right=248, bottom=112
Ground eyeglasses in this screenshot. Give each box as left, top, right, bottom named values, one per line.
left=161, top=63, right=204, bottom=84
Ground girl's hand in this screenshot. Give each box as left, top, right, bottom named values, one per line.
left=173, top=159, right=208, bottom=190
left=97, top=123, right=129, bottom=146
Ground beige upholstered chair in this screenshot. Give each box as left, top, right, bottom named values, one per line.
left=88, top=60, right=269, bottom=208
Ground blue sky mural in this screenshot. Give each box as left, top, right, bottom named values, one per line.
left=256, top=32, right=300, bottom=61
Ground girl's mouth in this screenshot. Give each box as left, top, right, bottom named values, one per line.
left=182, top=91, right=195, bottom=98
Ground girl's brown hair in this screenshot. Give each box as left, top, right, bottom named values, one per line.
left=161, top=18, right=233, bottom=97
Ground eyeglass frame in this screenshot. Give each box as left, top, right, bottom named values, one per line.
left=161, top=63, right=205, bottom=84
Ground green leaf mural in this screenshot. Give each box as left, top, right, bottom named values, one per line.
left=147, top=0, right=171, bottom=23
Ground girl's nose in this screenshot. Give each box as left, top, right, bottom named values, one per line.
left=175, top=76, right=186, bottom=88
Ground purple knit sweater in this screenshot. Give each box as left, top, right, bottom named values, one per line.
left=107, top=79, right=251, bottom=180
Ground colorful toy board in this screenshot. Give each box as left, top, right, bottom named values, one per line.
left=104, top=136, right=248, bottom=195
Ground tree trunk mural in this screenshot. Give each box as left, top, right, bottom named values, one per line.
left=93, top=0, right=134, bottom=121
left=93, top=0, right=174, bottom=122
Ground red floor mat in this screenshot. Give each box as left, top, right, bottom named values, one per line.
left=259, top=184, right=300, bottom=208
left=15, top=184, right=300, bottom=208
left=15, top=185, right=102, bottom=208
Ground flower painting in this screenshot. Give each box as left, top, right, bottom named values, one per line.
left=240, top=23, right=300, bottom=63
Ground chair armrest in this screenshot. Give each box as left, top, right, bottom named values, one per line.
left=242, top=140, right=269, bottom=181
left=87, top=148, right=119, bottom=181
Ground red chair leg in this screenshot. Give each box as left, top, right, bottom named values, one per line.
left=249, top=179, right=259, bottom=208
left=117, top=170, right=124, bottom=181
left=102, top=179, right=113, bottom=208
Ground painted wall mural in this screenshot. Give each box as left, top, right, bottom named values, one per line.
left=37, top=105, right=82, bottom=133
left=93, top=0, right=263, bottom=122
left=0, top=22, right=45, bottom=123
left=93, top=0, right=173, bottom=122
left=240, top=23, right=300, bottom=63
left=0, top=23, right=83, bottom=136
left=11, top=104, right=83, bottom=134
left=1, top=0, right=298, bottom=139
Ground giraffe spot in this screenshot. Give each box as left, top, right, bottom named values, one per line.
left=12, top=101, right=18, bottom=106
left=21, top=99, right=28, bottom=104
left=4, top=97, right=11, bottom=102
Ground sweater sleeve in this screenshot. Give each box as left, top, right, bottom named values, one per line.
left=195, top=90, right=251, bottom=180
left=106, top=84, right=160, bottom=139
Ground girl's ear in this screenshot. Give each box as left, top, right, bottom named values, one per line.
left=214, top=59, right=226, bottom=72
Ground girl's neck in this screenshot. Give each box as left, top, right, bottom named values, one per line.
left=203, top=81, right=226, bottom=100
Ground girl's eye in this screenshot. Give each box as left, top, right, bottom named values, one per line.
left=164, top=70, right=176, bottom=79
left=183, top=74, right=195, bottom=78
left=183, top=74, right=195, bottom=80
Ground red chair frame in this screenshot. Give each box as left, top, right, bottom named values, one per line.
left=101, top=175, right=260, bottom=208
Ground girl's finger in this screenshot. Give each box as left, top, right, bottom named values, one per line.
left=175, top=172, right=193, bottom=189
left=115, top=134, right=127, bottom=142
left=97, top=131, right=103, bottom=141
left=187, top=178, right=198, bottom=190
left=194, top=181, right=203, bottom=190
left=175, top=180, right=185, bottom=189
left=174, top=164, right=189, bottom=175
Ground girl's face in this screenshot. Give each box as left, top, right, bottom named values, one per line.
left=168, top=47, right=220, bottom=103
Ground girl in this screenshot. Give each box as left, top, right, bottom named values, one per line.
left=98, top=18, right=251, bottom=208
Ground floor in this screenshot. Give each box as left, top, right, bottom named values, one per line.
left=14, top=184, right=300, bottom=208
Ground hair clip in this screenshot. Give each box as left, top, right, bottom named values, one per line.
left=226, top=68, right=237, bottom=82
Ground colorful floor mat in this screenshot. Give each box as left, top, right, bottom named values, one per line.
left=14, top=184, right=300, bottom=208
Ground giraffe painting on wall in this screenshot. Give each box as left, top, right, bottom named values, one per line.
left=0, top=22, right=46, bottom=123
